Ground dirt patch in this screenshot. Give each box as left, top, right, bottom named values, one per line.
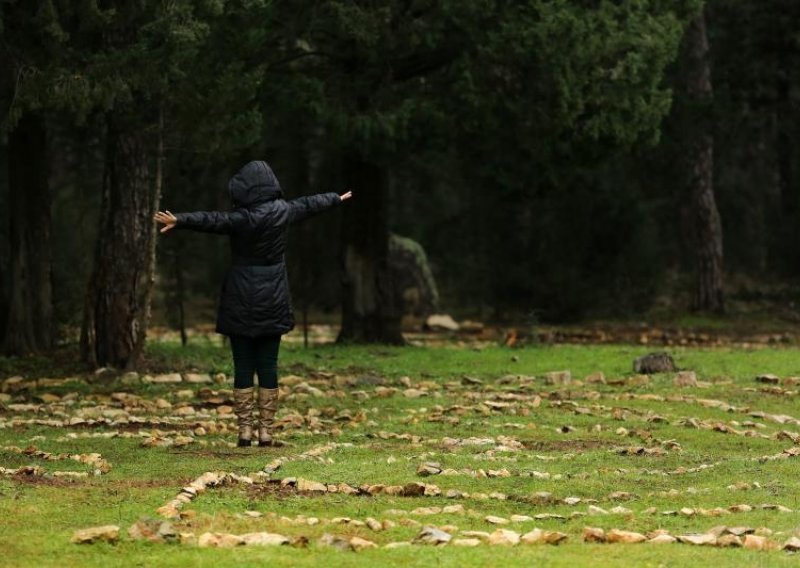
left=111, top=477, right=193, bottom=489
left=245, top=481, right=307, bottom=501
left=521, top=438, right=618, bottom=452
left=7, top=474, right=88, bottom=487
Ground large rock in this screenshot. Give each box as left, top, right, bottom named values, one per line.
left=71, top=525, right=120, bottom=544
left=633, top=352, right=676, bottom=374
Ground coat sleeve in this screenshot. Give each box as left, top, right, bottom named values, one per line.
left=286, top=192, right=341, bottom=224
left=174, top=210, right=247, bottom=234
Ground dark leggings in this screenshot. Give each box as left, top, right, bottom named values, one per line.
left=229, top=335, right=281, bottom=389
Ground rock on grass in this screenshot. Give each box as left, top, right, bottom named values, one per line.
left=71, top=525, right=120, bottom=545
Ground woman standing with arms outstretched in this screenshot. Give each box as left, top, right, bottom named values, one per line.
left=154, top=160, right=351, bottom=447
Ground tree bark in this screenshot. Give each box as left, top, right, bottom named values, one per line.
left=80, top=113, right=158, bottom=369
left=685, top=11, right=724, bottom=313
left=773, top=77, right=798, bottom=274
left=2, top=113, right=54, bottom=355
left=337, top=155, right=404, bottom=344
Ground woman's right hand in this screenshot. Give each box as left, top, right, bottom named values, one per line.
left=339, top=191, right=353, bottom=201
left=154, top=211, right=177, bottom=233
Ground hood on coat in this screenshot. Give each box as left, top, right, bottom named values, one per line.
left=228, top=161, right=283, bottom=207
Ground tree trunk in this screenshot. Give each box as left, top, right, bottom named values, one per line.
left=773, top=78, right=798, bottom=274
left=685, top=11, right=724, bottom=313
left=80, top=114, right=158, bottom=369
left=2, top=113, right=54, bottom=355
left=337, top=156, right=404, bottom=344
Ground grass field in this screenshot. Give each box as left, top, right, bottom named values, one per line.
left=2, top=340, right=800, bottom=567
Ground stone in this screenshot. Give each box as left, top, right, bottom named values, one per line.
left=587, top=505, right=608, bottom=515
left=411, top=507, right=441, bottom=516
left=425, top=314, right=460, bottom=331
left=755, top=374, right=780, bottom=384
left=403, top=388, right=427, bottom=398
left=71, top=525, right=120, bottom=544
left=241, top=532, right=290, bottom=546
left=728, top=504, right=752, bottom=513
left=184, top=373, right=212, bottom=384
left=452, top=538, right=482, bottom=547
left=648, top=534, right=677, bottom=544
left=520, top=529, right=567, bottom=545
left=582, top=527, right=606, bottom=543
left=726, top=527, right=755, bottom=536
left=127, top=518, right=175, bottom=543
left=147, top=373, right=183, bottom=384
left=296, top=478, right=327, bottom=493
left=677, top=534, right=717, bottom=546
left=542, top=531, right=568, bottom=545
left=349, top=536, right=378, bottom=551
left=443, top=504, right=465, bottom=514
left=742, top=534, right=777, bottom=551
left=783, top=537, right=800, bottom=551
left=716, top=534, right=743, bottom=547
left=674, top=371, right=698, bottom=387
left=384, top=542, right=412, bottom=549
left=402, top=482, right=427, bottom=496
left=585, top=372, right=606, bottom=384
left=318, top=533, right=351, bottom=551
left=520, top=529, right=544, bottom=544
left=2, top=376, right=27, bottom=393
left=485, top=515, right=509, bottom=525
left=544, top=371, right=571, bottom=386
left=607, top=529, right=647, bottom=544
left=510, top=515, right=533, bottom=522
left=627, top=374, right=650, bottom=386
left=414, top=526, right=452, bottom=545
left=488, top=529, right=520, bottom=546
left=417, top=464, right=442, bottom=476
left=38, top=393, right=61, bottom=403
left=366, top=518, right=383, bottom=531
left=633, top=352, right=676, bottom=374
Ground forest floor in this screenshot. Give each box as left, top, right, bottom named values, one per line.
left=3, top=339, right=800, bottom=566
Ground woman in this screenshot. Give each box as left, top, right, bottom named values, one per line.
left=154, top=160, right=351, bottom=447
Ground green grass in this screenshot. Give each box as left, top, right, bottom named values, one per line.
left=2, top=340, right=800, bottom=566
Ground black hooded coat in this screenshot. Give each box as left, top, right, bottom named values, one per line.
left=174, top=161, right=341, bottom=337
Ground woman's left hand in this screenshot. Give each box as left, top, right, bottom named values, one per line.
left=339, top=191, right=353, bottom=201
left=154, top=211, right=177, bottom=233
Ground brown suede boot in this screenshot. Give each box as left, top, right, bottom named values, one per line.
left=233, top=388, right=255, bottom=447
left=257, top=387, right=283, bottom=447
